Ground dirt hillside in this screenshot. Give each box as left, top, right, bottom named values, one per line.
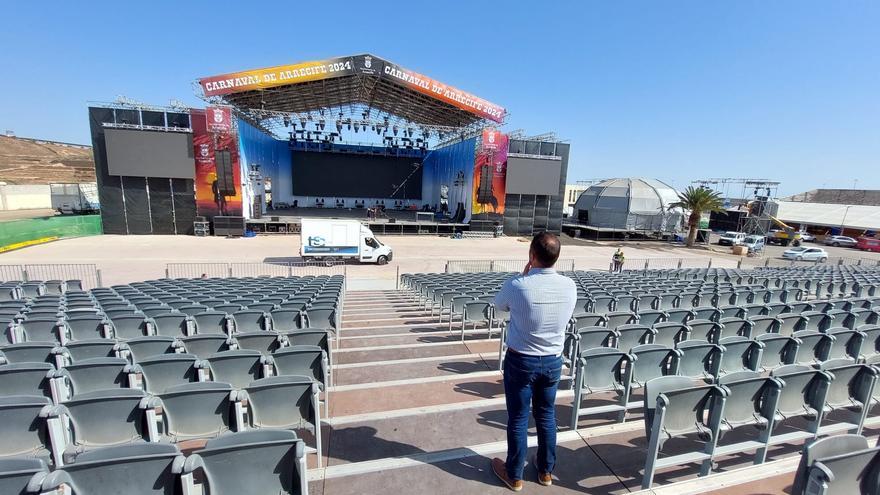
left=0, top=135, right=95, bottom=184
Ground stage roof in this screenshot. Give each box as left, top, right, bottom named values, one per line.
left=197, top=54, right=505, bottom=131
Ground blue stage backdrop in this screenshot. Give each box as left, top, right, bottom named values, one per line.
left=422, top=137, right=477, bottom=222
left=238, top=118, right=291, bottom=216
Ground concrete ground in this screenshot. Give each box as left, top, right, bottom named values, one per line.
left=0, top=233, right=741, bottom=287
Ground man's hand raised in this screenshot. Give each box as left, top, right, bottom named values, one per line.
left=522, top=261, right=532, bottom=276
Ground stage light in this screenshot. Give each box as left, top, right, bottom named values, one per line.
left=439, top=132, right=445, bottom=140
left=336, top=121, right=343, bottom=133
left=376, top=126, right=381, bottom=135
left=393, top=126, right=398, bottom=136
left=406, top=127, right=413, bottom=138
left=354, top=123, right=359, bottom=133
left=300, top=117, right=307, bottom=129
left=319, top=119, right=326, bottom=131
left=283, top=116, right=290, bottom=127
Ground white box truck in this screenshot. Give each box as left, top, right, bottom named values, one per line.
left=300, top=219, right=393, bottom=265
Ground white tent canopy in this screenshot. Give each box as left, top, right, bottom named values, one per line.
left=775, top=201, right=880, bottom=230
left=574, top=178, right=683, bottom=231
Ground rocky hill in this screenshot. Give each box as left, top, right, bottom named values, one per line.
left=0, top=135, right=95, bottom=184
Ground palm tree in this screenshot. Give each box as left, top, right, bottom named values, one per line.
left=668, top=186, right=726, bottom=247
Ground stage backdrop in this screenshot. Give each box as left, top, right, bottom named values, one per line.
left=471, top=128, right=509, bottom=224
left=191, top=109, right=243, bottom=219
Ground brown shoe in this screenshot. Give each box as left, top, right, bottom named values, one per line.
left=538, top=472, right=553, bottom=486
left=491, top=458, right=523, bottom=492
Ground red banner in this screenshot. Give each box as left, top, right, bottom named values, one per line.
left=472, top=128, right=509, bottom=217
left=190, top=109, right=242, bottom=219
left=206, top=106, right=232, bottom=133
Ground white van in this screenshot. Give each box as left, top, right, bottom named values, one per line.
left=718, top=231, right=746, bottom=246
left=300, top=219, right=393, bottom=265
left=742, top=235, right=765, bottom=253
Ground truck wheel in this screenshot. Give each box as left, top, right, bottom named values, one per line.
left=782, top=240, right=790, bottom=247
left=792, top=239, right=801, bottom=247
left=377, top=255, right=388, bottom=265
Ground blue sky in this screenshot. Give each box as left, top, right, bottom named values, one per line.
left=1, top=1, right=877, bottom=196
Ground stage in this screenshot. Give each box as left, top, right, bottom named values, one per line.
left=246, top=207, right=470, bottom=236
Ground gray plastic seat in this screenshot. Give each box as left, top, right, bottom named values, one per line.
left=150, top=313, right=190, bottom=338
left=714, top=371, right=782, bottom=465
left=570, top=347, right=632, bottom=428
left=790, top=434, right=877, bottom=495
left=817, top=359, right=877, bottom=435
left=38, top=442, right=184, bottom=495
left=802, top=311, right=833, bottom=332
left=109, top=315, right=149, bottom=340
left=157, top=381, right=235, bottom=441
left=128, top=353, right=201, bottom=394
left=15, top=318, right=64, bottom=344
left=692, top=306, right=721, bottom=322
left=181, top=334, right=233, bottom=359
left=687, top=319, right=723, bottom=343
left=656, top=293, right=679, bottom=310
left=571, top=313, right=607, bottom=329
left=272, top=346, right=328, bottom=391
left=56, top=357, right=128, bottom=398
left=824, top=327, right=864, bottom=361
left=270, top=309, right=305, bottom=332
left=235, top=330, right=284, bottom=354
left=244, top=375, right=321, bottom=467
left=663, top=308, right=694, bottom=325
left=788, top=302, right=814, bottom=314
left=718, top=304, right=746, bottom=320
left=178, top=304, right=210, bottom=316
left=792, top=331, right=832, bottom=365
left=185, top=429, right=308, bottom=495
left=0, top=362, right=54, bottom=399
left=64, top=316, right=108, bottom=341
left=461, top=301, right=492, bottom=341
left=636, top=310, right=666, bottom=327
left=205, top=350, right=269, bottom=389
left=860, top=325, right=880, bottom=361
left=565, top=327, right=617, bottom=365
left=765, top=303, right=789, bottom=317
left=231, top=310, right=269, bottom=333
left=717, top=317, right=753, bottom=340
left=749, top=315, right=781, bottom=335
left=64, top=339, right=119, bottom=362
left=0, top=395, right=57, bottom=465
left=676, top=340, right=723, bottom=381
left=651, top=322, right=690, bottom=347
left=850, top=308, right=879, bottom=329
left=630, top=344, right=682, bottom=389
left=283, top=330, right=333, bottom=370
left=769, top=364, right=831, bottom=440
left=125, top=336, right=180, bottom=362
left=53, top=388, right=157, bottom=461
left=0, top=343, right=59, bottom=366
left=0, top=457, right=49, bottom=495
left=615, top=325, right=655, bottom=354
left=591, top=295, right=617, bottom=313
left=192, top=311, right=230, bottom=335
left=717, top=337, right=763, bottom=376
left=756, top=334, right=800, bottom=371
left=743, top=303, right=769, bottom=318
left=641, top=376, right=725, bottom=488
left=304, top=306, right=336, bottom=329
left=606, top=311, right=638, bottom=329
left=778, top=313, right=808, bottom=336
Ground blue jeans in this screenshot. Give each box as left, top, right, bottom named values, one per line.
left=503, top=350, right=563, bottom=481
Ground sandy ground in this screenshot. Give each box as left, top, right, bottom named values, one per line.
left=0, top=234, right=738, bottom=287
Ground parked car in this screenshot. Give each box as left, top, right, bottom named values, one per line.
left=824, top=235, right=857, bottom=248
left=718, top=231, right=746, bottom=246
left=799, top=232, right=816, bottom=242
left=857, top=237, right=880, bottom=252
left=742, top=235, right=765, bottom=254
left=781, top=246, right=828, bottom=262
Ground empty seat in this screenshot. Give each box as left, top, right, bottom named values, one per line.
left=0, top=362, right=54, bottom=399
left=0, top=457, right=49, bottom=495
left=717, top=317, right=753, bottom=340
left=304, top=306, right=337, bottom=329
left=778, top=313, right=808, bottom=336
left=792, top=331, right=833, bottom=365
left=184, top=429, right=308, bottom=495
left=664, top=308, right=694, bottom=324
left=641, top=376, right=725, bottom=488
left=37, top=442, right=185, bottom=494
left=651, top=322, right=690, bottom=347
left=230, top=310, right=269, bottom=333
left=180, top=334, right=233, bottom=359
left=818, top=359, right=877, bottom=435
left=718, top=305, right=746, bottom=320
left=791, top=434, right=877, bottom=495
left=235, top=330, right=284, bottom=354
left=13, top=318, right=65, bottom=344
left=756, top=334, right=799, bottom=371
left=749, top=315, right=780, bottom=335
left=125, top=336, right=181, bottom=362
left=768, top=364, right=832, bottom=443
left=127, top=353, right=202, bottom=395
left=52, top=388, right=158, bottom=461
left=178, top=304, right=210, bottom=316
left=692, top=306, right=721, bottom=322
left=615, top=325, right=655, bottom=354
left=636, top=310, right=666, bottom=327
left=53, top=357, right=128, bottom=398
left=192, top=311, right=230, bottom=335
left=570, top=347, right=632, bottom=428
left=108, top=315, right=149, bottom=340
left=743, top=304, right=769, bottom=318
left=157, top=381, right=235, bottom=441
left=244, top=375, right=322, bottom=467
left=64, top=316, right=108, bottom=341
left=802, top=311, right=833, bottom=332
left=571, top=313, right=607, bottom=329
left=0, top=395, right=57, bottom=464
left=714, top=371, right=782, bottom=465
left=825, top=327, right=865, bottom=361
left=687, top=319, right=723, bottom=343
left=676, top=340, right=723, bottom=381
left=270, top=309, right=305, bottom=332
left=204, top=350, right=270, bottom=389
left=630, top=344, right=681, bottom=390
left=150, top=313, right=190, bottom=338
left=717, top=337, right=763, bottom=376
left=0, top=343, right=60, bottom=366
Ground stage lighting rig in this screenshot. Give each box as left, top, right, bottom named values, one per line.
left=336, top=120, right=343, bottom=133
left=393, top=125, right=399, bottom=136
left=299, top=117, right=307, bottom=129
left=282, top=116, right=290, bottom=127
left=318, top=119, right=325, bottom=131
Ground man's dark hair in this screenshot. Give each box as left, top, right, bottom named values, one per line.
left=530, top=232, right=561, bottom=267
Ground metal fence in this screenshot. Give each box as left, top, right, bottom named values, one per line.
left=0, top=264, right=102, bottom=289
left=446, top=259, right=576, bottom=273
left=165, top=261, right=346, bottom=279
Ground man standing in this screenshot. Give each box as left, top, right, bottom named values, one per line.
left=492, top=232, right=577, bottom=491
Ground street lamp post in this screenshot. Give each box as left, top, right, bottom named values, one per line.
left=839, top=205, right=853, bottom=235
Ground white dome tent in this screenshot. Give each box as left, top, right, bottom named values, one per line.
left=574, top=178, right=683, bottom=232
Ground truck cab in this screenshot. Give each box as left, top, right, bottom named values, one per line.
left=359, top=226, right=393, bottom=264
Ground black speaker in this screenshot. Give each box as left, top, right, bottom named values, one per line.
left=477, top=165, right=493, bottom=203
left=213, top=216, right=245, bottom=237
left=215, top=149, right=237, bottom=196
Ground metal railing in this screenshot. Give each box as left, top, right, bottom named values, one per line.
left=165, top=261, right=346, bottom=279
left=446, top=259, right=576, bottom=273
left=0, top=264, right=102, bottom=289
